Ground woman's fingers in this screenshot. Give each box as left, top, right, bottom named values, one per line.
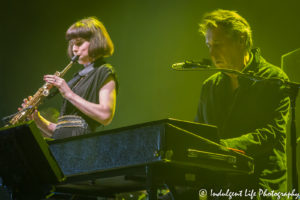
left=44, top=75, right=58, bottom=84
left=20, top=96, right=33, bottom=110
left=44, top=75, right=66, bottom=89
left=23, top=96, right=32, bottom=103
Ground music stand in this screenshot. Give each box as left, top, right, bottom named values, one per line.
left=0, top=121, right=64, bottom=199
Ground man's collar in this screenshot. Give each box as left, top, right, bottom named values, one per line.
left=241, top=48, right=261, bottom=73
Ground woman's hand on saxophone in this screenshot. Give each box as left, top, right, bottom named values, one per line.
left=18, top=96, right=38, bottom=120
left=19, top=96, right=55, bottom=137
left=19, top=96, right=32, bottom=111
left=44, top=75, right=73, bottom=99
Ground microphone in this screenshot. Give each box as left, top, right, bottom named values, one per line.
left=171, top=59, right=212, bottom=70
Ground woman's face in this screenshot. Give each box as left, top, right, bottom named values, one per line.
left=71, top=38, right=93, bottom=65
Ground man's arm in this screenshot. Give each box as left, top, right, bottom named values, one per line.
left=220, top=96, right=290, bottom=157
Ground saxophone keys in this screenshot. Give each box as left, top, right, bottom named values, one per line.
left=43, top=89, right=49, bottom=96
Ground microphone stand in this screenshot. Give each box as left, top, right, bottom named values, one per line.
left=172, top=65, right=299, bottom=193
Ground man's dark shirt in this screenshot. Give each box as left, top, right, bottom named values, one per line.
left=195, top=48, right=290, bottom=193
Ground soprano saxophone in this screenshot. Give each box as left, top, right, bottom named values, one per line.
left=8, top=55, right=79, bottom=125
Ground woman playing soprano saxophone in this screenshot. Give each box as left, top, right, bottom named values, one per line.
left=23, top=17, right=117, bottom=139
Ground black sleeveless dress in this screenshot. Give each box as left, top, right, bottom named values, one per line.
left=53, top=58, right=118, bottom=139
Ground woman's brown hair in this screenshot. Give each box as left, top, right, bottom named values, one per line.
left=66, top=17, right=114, bottom=59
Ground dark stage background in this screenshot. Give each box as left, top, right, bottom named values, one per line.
left=1, top=0, right=300, bottom=192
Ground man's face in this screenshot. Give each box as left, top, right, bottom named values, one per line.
left=205, top=27, right=245, bottom=71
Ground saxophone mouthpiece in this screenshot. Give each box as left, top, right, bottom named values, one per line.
left=71, top=55, right=80, bottom=62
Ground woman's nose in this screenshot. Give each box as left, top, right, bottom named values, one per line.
left=73, top=45, right=79, bottom=53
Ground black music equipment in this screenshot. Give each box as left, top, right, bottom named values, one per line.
left=282, top=48, right=300, bottom=82
left=298, top=137, right=300, bottom=185
left=281, top=49, right=300, bottom=193
left=48, top=118, right=254, bottom=199
left=0, top=121, right=64, bottom=199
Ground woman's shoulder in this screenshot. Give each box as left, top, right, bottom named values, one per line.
left=94, top=63, right=119, bottom=92
left=94, top=63, right=116, bottom=74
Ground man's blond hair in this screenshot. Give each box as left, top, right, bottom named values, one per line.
left=199, top=9, right=253, bottom=53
